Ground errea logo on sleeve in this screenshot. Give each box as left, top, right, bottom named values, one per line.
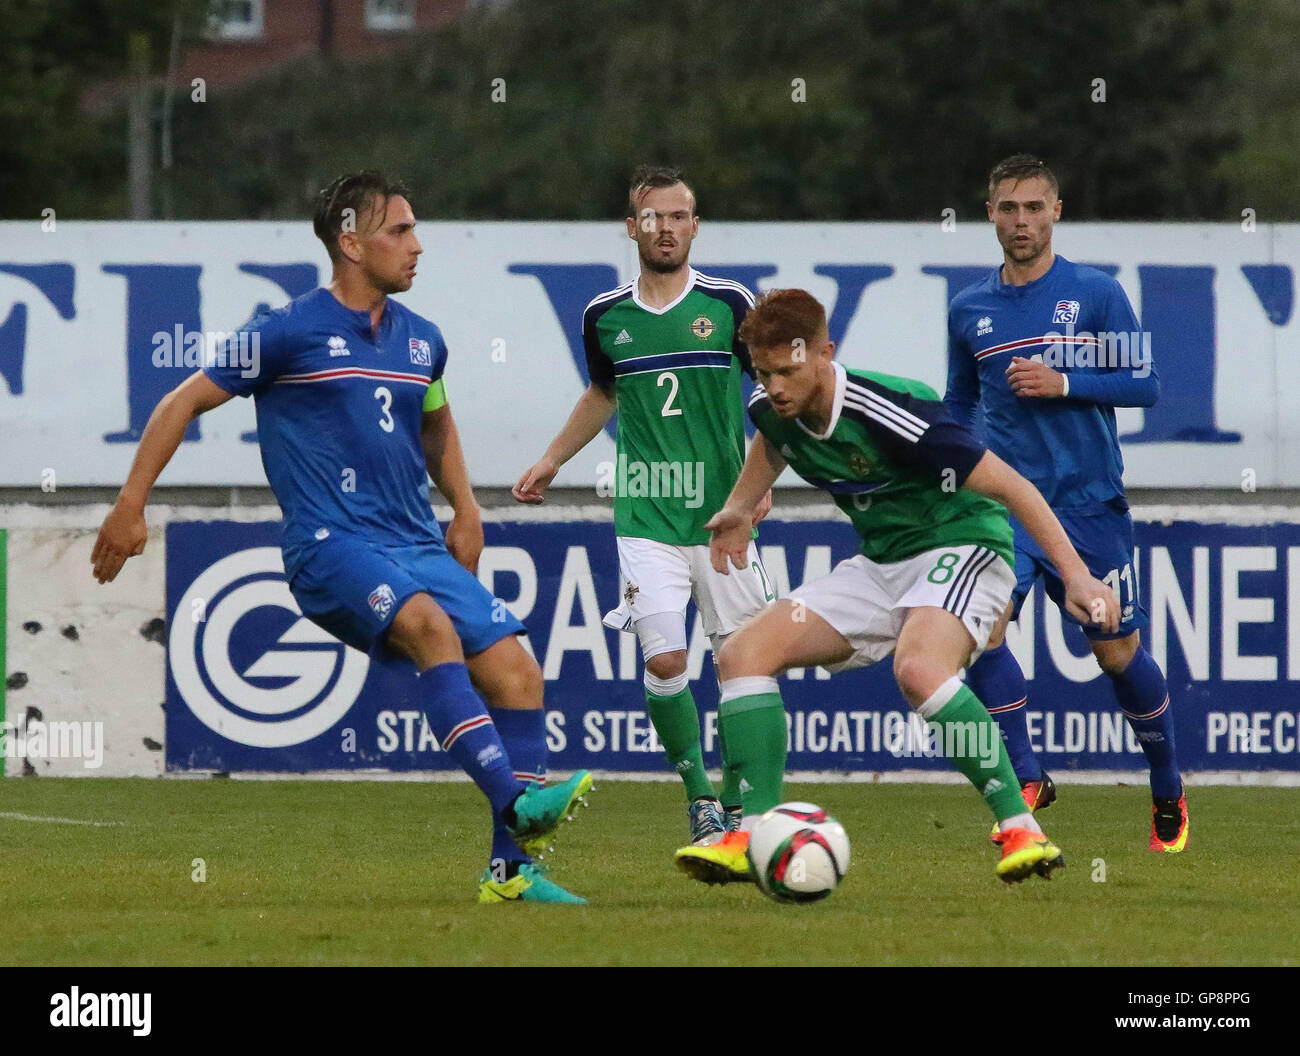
left=409, top=338, right=432, bottom=366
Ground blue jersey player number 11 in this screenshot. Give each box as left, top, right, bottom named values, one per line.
left=944, top=154, right=1187, bottom=855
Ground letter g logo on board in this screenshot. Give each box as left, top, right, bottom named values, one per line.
left=169, top=547, right=368, bottom=748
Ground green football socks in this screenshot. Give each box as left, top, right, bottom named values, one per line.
left=645, top=685, right=716, bottom=802
left=925, top=681, right=1025, bottom=822
left=717, top=678, right=788, bottom=817
left=716, top=715, right=742, bottom=810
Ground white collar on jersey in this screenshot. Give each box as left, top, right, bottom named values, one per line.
left=632, top=267, right=697, bottom=315
left=795, top=361, right=846, bottom=441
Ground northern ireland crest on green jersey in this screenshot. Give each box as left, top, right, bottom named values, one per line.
left=690, top=315, right=715, bottom=339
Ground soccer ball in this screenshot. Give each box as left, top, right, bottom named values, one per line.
left=746, top=802, right=851, bottom=903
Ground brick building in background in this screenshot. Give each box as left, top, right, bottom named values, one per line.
left=189, top=0, right=467, bottom=88
left=81, top=0, right=469, bottom=112
left=77, top=1, right=478, bottom=216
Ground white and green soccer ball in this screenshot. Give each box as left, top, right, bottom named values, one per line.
left=746, top=802, right=851, bottom=904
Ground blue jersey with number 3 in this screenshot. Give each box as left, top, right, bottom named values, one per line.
left=204, top=287, right=448, bottom=577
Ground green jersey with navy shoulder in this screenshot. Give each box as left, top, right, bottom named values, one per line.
left=584, top=268, right=755, bottom=546
left=203, top=287, right=448, bottom=579
left=748, top=362, right=1013, bottom=566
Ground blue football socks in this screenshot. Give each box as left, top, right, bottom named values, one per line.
left=965, top=642, right=1041, bottom=783
left=418, top=663, right=523, bottom=817
left=1108, top=646, right=1181, bottom=799
left=488, top=706, right=549, bottom=865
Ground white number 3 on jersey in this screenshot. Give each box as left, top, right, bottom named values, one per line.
left=374, top=386, right=394, bottom=432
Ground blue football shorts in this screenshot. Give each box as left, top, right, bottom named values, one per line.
left=287, top=534, right=525, bottom=657
left=1009, top=500, right=1148, bottom=641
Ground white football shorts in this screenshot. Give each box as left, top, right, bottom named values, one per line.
left=788, top=544, right=1014, bottom=674
left=602, top=536, right=775, bottom=645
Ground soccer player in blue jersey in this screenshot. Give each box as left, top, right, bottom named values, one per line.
left=91, top=171, right=594, bottom=901
left=944, top=154, right=1187, bottom=852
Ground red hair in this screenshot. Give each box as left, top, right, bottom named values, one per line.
left=738, top=289, right=828, bottom=349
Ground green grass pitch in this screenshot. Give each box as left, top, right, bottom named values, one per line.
left=1, top=779, right=1296, bottom=966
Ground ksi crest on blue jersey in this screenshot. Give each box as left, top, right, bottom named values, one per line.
left=367, top=583, right=397, bottom=620
left=1052, top=300, right=1081, bottom=325
left=409, top=338, right=432, bottom=366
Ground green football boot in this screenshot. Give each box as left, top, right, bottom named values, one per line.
left=478, top=863, right=587, bottom=905
left=508, top=770, right=594, bottom=859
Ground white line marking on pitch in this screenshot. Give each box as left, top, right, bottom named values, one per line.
left=0, top=812, right=127, bottom=827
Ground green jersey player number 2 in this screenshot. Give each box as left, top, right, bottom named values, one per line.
left=513, top=169, right=775, bottom=853
left=585, top=269, right=756, bottom=547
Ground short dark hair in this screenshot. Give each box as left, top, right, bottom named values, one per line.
left=313, top=171, right=411, bottom=263
left=987, top=154, right=1058, bottom=202
left=627, top=164, right=695, bottom=218
left=738, top=289, right=828, bottom=349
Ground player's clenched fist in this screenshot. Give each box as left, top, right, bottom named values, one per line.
left=91, top=501, right=148, bottom=584
left=1004, top=356, right=1065, bottom=398
left=512, top=456, right=559, bottom=505
left=1063, top=572, right=1121, bottom=634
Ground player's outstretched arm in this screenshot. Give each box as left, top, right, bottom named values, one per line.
left=421, top=404, right=483, bottom=573
left=512, top=383, right=616, bottom=504
left=962, top=450, right=1120, bottom=632
left=705, top=433, right=787, bottom=574
left=92, top=372, right=234, bottom=584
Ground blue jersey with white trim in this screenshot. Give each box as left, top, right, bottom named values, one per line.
left=204, top=287, right=447, bottom=577
left=944, top=255, right=1159, bottom=510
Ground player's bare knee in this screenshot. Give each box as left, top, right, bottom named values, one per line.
left=893, top=653, right=945, bottom=707
left=510, top=653, right=545, bottom=706
left=645, top=650, right=687, bottom=681
left=467, top=638, right=542, bottom=708
left=393, top=607, right=454, bottom=646
left=387, top=595, right=458, bottom=662
left=1094, top=632, right=1139, bottom=676
left=716, top=636, right=742, bottom=681
left=717, top=633, right=772, bottom=681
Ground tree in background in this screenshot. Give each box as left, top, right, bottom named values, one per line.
left=1213, top=0, right=1300, bottom=221
left=3, top=0, right=1296, bottom=221
left=0, top=0, right=206, bottom=218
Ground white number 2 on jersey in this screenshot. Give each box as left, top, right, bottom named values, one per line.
left=374, top=386, right=394, bottom=432
left=657, top=371, right=682, bottom=417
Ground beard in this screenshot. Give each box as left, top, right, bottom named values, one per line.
left=1005, top=235, right=1046, bottom=262
left=373, top=270, right=413, bottom=294
left=639, top=242, right=689, bottom=274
